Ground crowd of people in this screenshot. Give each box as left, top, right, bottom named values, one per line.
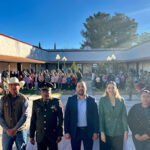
left=0, top=68, right=150, bottom=150
left=1, top=68, right=150, bottom=94
left=92, top=69, right=150, bottom=91
left=92, top=72, right=127, bottom=89
left=0, top=77, right=150, bottom=150
left=0, top=68, right=83, bottom=93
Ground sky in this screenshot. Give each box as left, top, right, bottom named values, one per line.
left=0, top=0, right=150, bottom=49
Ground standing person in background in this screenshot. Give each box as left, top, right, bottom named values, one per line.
left=95, top=75, right=101, bottom=89
left=31, top=73, right=36, bottom=89
left=50, top=73, right=55, bottom=88
left=76, top=70, right=83, bottom=82
left=62, top=74, right=67, bottom=90
left=99, top=81, right=128, bottom=150
left=71, top=74, right=77, bottom=90
left=120, top=74, right=125, bottom=89
left=91, top=72, right=96, bottom=87
left=54, top=72, right=59, bottom=89
left=128, top=90, right=150, bottom=150
left=102, top=74, right=108, bottom=89
left=38, top=73, right=44, bottom=88
left=45, top=72, right=50, bottom=83
left=18, top=75, right=23, bottom=81
left=2, top=72, right=9, bottom=95
left=107, top=73, right=115, bottom=82
left=26, top=75, right=31, bottom=90
left=66, top=74, right=71, bottom=90
left=115, top=75, right=120, bottom=89
left=34, top=73, right=39, bottom=90
left=64, top=80, right=99, bottom=150
left=58, top=74, right=62, bottom=90
left=126, top=72, right=134, bottom=101
left=0, top=77, right=28, bottom=150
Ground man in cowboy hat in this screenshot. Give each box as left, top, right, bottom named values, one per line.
left=0, top=77, right=28, bottom=150
left=30, top=82, right=63, bottom=150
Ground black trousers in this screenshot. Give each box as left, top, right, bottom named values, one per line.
left=37, top=136, right=58, bottom=150
left=71, top=127, right=93, bottom=150
left=100, top=135, right=123, bottom=150
left=132, top=135, right=150, bottom=150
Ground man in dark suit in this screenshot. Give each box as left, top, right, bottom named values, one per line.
left=30, top=82, right=63, bottom=150
left=64, top=80, right=99, bottom=150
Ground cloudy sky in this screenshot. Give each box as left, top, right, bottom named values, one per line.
left=0, top=0, right=150, bottom=49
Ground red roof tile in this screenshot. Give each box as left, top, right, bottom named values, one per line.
left=0, top=55, right=45, bottom=63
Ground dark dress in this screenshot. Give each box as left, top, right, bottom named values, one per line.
left=128, top=103, right=150, bottom=150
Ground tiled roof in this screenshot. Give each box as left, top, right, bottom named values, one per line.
left=0, top=55, right=45, bottom=63
left=1, top=33, right=150, bottom=63
left=43, top=42, right=150, bottom=62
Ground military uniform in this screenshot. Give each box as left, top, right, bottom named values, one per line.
left=30, top=97, right=63, bottom=150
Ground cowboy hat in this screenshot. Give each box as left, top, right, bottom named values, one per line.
left=8, top=77, right=25, bottom=88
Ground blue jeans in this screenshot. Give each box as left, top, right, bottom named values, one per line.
left=2, top=130, right=27, bottom=150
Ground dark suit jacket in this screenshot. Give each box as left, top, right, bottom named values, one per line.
left=64, top=94, right=99, bottom=138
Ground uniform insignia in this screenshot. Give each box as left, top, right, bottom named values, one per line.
left=50, top=105, right=57, bottom=111
left=36, top=108, right=40, bottom=112
left=5, top=102, right=8, bottom=106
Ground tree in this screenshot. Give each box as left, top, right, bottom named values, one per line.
left=54, top=42, right=56, bottom=50
left=39, top=42, right=42, bottom=49
left=137, top=32, right=150, bottom=44
left=110, top=13, right=138, bottom=48
left=71, top=61, right=78, bottom=73
left=81, top=12, right=138, bottom=49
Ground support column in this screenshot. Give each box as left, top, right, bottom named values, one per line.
left=81, top=64, right=83, bottom=74
left=36, top=64, right=38, bottom=73
left=39, top=64, right=41, bottom=73
left=126, top=63, right=129, bottom=73
left=82, top=64, right=85, bottom=74
left=38, top=64, right=40, bottom=73
left=29, top=64, right=31, bottom=73
left=136, top=62, right=139, bottom=76
left=8, top=63, right=10, bottom=78
left=20, top=64, right=23, bottom=72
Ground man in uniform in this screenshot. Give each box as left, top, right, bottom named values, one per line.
left=30, top=82, right=63, bottom=150
left=0, top=77, right=28, bottom=150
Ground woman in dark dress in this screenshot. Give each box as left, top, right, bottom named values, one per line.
left=128, top=90, right=150, bottom=150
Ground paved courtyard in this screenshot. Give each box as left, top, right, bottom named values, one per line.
left=0, top=81, right=139, bottom=150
